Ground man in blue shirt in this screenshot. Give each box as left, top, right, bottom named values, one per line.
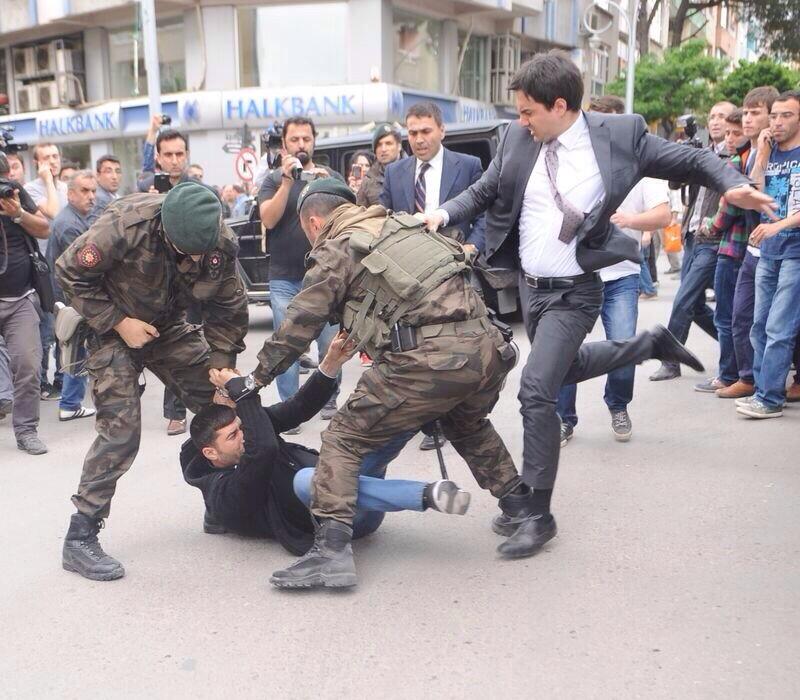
left=738, top=90, right=800, bottom=418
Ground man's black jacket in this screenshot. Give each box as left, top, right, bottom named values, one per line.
left=180, top=371, right=336, bottom=555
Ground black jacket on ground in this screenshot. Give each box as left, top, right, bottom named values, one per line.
left=180, top=371, right=336, bottom=555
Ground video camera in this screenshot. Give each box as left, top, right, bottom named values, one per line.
left=0, top=125, right=28, bottom=156
left=676, top=114, right=704, bottom=149
left=260, top=121, right=313, bottom=181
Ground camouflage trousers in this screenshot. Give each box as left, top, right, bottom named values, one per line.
left=73, top=323, right=215, bottom=519
left=311, top=322, right=520, bottom=523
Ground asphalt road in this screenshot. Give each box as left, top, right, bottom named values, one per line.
left=2, top=272, right=798, bottom=699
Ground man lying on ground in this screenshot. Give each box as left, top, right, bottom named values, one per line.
left=181, top=334, right=469, bottom=556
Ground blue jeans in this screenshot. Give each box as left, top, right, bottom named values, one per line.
left=731, top=251, right=758, bottom=383
left=751, top=257, right=800, bottom=407
left=293, top=430, right=420, bottom=538
left=668, top=234, right=718, bottom=345
left=639, top=245, right=657, bottom=295
left=556, top=273, right=640, bottom=427
left=59, top=373, right=88, bottom=411
left=713, top=254, right=742, bottom=383
left=270, top=278, right=340, bottom=402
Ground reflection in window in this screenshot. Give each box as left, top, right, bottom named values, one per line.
left=109, top=18, right=186, bottom=98
left=394, top=11, right=441, bottom=92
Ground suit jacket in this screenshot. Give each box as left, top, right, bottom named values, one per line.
left=441, top=113, right=750, bottom=273
left=380, top=147, right=486, bottom=252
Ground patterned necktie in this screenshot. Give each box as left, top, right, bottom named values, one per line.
left=415, top=162, right=431, bottom=213
left=544, top=140, right=585, bottom=244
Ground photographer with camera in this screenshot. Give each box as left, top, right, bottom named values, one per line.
left=137, top=116, right=199, bottom=194
left=0, top=152, right=51, bottom=454
left=650, top=101, right=737, bottom=382
left=257, top=117, right=345, bottom=424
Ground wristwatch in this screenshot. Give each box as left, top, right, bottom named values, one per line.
left=225, top=373, right=260, bottom=402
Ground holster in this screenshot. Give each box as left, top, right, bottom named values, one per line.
left=54, top=302, right=90, bottom=377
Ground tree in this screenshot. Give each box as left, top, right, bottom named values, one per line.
left=636, top=0, right=663, bottom=57
left=607, top=40, right=727, bottom=136
left=716, top=57, right=799, bottom=105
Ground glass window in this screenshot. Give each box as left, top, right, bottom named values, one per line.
left=237, top=4, right=347, bottom=88
left=393, top=10, right=442, bottom=92
left=109, top=17, right=186, bottom=99
left=458, top=34, right=488, bottom=101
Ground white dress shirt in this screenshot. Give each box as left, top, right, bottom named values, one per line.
left=601, top=177, right=670, bottom=282
left=518, top=114, right=605, bottom=277
left=415, top=146, right=444, bottom=213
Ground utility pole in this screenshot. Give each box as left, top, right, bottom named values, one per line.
left=139, top=0, right=162, bottom=119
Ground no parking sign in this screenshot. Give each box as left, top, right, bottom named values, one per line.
left=235, top=147, right=258, bottom=182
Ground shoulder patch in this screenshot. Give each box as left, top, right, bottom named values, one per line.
left=206, top=249, right=223, bottom=279
left=77, top=243, right=102, bottom=268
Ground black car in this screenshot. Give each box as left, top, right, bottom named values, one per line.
left=230, top=120, right=520, bottom=314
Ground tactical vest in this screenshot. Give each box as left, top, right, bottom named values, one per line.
left=342, top=213, right=470, bottom=356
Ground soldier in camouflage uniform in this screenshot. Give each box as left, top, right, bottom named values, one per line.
left=220, top=178, right=523, bottom=589
left=55, top=182, right=248, bottom=581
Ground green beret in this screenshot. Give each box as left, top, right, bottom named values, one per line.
left=372, top=122, right=401, bottom=151
left=161, top=182, right=222, bottom=254
left=296, top=177, right=356, bottom=215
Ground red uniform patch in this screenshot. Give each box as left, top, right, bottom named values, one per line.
left=77, top=243, right=102, bottom=268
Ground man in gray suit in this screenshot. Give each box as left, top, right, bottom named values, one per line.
left=425, top=51, right=775, bottom=559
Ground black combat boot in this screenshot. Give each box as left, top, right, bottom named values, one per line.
left=270, top=519, right=356, bottom=589
left=495, top=487, right=557, bottom=559
left=62, top=513, right=125, bottom=581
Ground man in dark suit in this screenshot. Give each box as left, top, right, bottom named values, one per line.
left=381, top=101, right=486, bottom=451
left=425, top=51, right=776, bottom=558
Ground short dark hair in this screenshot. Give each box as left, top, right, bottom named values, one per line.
left=59, top=162, right=78, bottom=175
left=743, top=86, right=780, bottom=111
left=588, top=95, right=625, bottom=115
left=509, top=50, right=583, bottom=111
left=190, top=404, right=237, bottom=450
left=96, top=154, right=120, bottom=173
left=283, top=117, right=317, bottom=140
left=774, top=89, right=800, bottom=108
left=299, top=192, right=351, bottom=221
left=405, top=101, right=443, bottom=127
left=350, top=149, right=375, bottom=170
left=725, top=108, right=743, bottom=126
left=32, top=142, right=58, bottom=163
left=0, top=152, right=9, bottom=177
left=156, top=129, right=188, bottom=154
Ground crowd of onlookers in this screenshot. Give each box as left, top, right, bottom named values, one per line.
left=2, top=87, right=799, bottom=458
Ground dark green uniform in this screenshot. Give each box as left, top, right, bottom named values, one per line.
left=253, top=204, right=520, bottom=524
left=56, top=194, right=248, bottom=519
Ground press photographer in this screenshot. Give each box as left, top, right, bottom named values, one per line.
left=257, top=117, right=345, bottom=422
left=0, top=151, right=51, bottom=455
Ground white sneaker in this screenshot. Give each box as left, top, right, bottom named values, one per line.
left=735, top=395, right=756, bottom=408
left=426, top=480, right=471, bottom=515
left=59, top=406, right=96, bottom=422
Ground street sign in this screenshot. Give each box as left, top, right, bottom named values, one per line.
left=235, top=147, right=258, bottom=182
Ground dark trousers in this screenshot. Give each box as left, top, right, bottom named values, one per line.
left=519, top=274, right=658, bottom=491
left=713, top=254, right=742, bottom=383
left=731, top=251, right=758, bottom=383
left=667, top=234, right=718, bottom=348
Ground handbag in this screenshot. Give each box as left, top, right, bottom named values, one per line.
left=22, top=233, right=55, bottom=312
left=662, top=222, right=682, bottom=254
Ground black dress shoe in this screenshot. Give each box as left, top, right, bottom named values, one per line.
left=491, top=512, right=518, bottom=537
left=650, top=325, right=704, bottom=372
left=497, top=514, right=557, bottom=559
left=420, top=433, right=447, bottom=451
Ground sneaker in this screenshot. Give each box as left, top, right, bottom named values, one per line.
left=0, top=398, right=11, bottom=420
left=786, top=382, right=800, bottom=403
left=320, top=399, right=338, bottom=421
left=166, top=418, right=187, bottom=436
left=560, top=422, right=574, bottom=448
left=610, top=410, right=632, bottom=442
left=424, top=480, right=471, bottom=515
left=717, top=380, right=755, bottom=399
left=59, top=406, right=96, bottom=422
left=40, top=383, right=61, bottom=401
left=639, top=291, right=658, bottom=300
left=16, top=433, right=48, bottom=455
left=359, top=352, right=373, bottom=368
left=284, top=425, right=302, bottom=435
left=735, top=395, right=756, bottom=408
left=694, top=377, right=731, bottom=393
left=736, top=397, right=783, bottom=419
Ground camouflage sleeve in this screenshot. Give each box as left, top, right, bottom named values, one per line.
left=54, top=214, right=131, bottom=335
left=201, top=251, right=249, bottom=369
left=253, top=238, right=351, bottom=386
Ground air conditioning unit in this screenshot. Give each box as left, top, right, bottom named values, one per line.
left=58, top=75, right=82, bottom=106
left=16, top=85, right=39, bottom=113
left=12, top=47, right=36, bottom=79
left=35, top=43, right=56, bottom=75
left=37, top=81, right=60, bottom=110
